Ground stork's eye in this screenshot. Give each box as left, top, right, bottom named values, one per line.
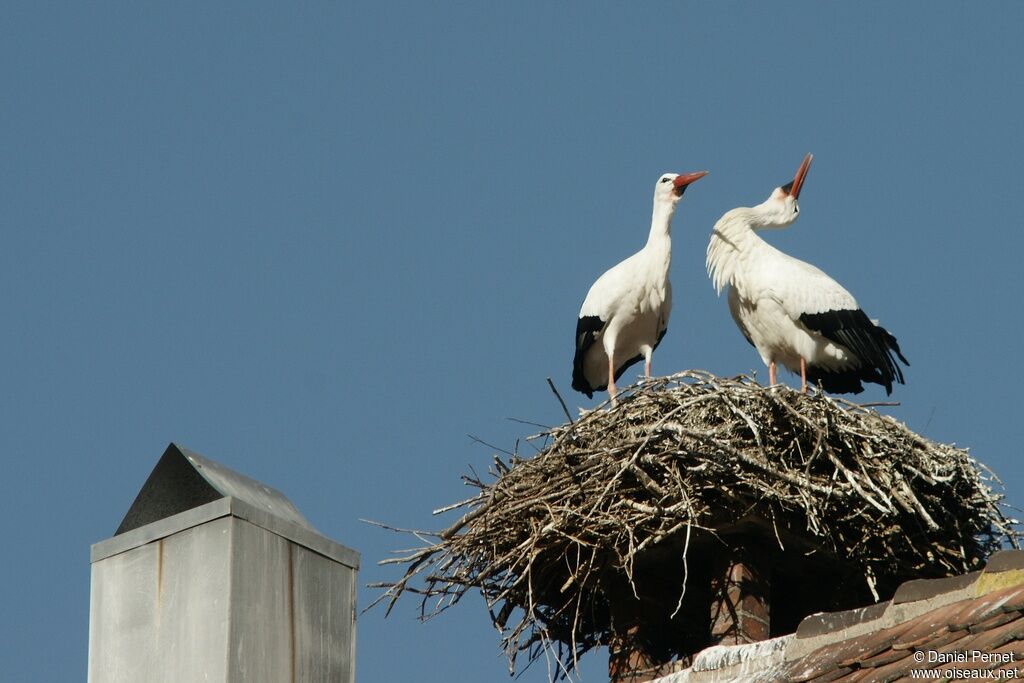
left=660, top=177, right=672, bottom=184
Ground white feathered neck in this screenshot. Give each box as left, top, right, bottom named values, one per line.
left=638, top=191, right=682, bottom=280
left=706, top=198, right=798, bottom=295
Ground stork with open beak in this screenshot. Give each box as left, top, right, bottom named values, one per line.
left=706, top=154, right=908, bottom=394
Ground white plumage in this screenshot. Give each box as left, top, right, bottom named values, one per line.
left=707, top=154, right=908, bottom=394
left=572, top=170, right=707, bottom=404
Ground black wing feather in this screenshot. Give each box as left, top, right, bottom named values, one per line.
left=800, top=309, right=909, bottom=395
left=572, top=315, right=605, bottom=398
left=571, top=318, right=669, bottom=398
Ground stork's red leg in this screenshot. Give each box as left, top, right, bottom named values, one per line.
left=800, top=358, right=808, bottom=394
left=607, top=355, right=618, bottom=406
left=769, top=361, right=777, bottom=387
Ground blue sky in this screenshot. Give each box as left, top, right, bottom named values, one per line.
left=2, top=3, right=1022, bottom=681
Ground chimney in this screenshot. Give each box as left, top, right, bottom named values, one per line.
left=88, top=443, right=359, bottom=683
left=708, top=541, right=771, bottom=645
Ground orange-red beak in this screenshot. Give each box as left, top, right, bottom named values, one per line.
left=673, top=170, right=709, bottom=189
left=788, top=154, right=813, bottom=199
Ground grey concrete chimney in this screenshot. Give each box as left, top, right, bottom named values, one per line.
left=88, top=443, right=359, bottom=683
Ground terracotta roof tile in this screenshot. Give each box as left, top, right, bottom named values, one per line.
left=922, top=626, right=972, bottom=652
left=795, top=602, right=890, bottom=639
left=996, top=584, right=1024, bottom=612
left=947, top=589, right=1008, bottom=630
left=891, top=616, right=955, bottom=650
left=854, top=655, right=914, bottom=682
left=988, top=640, right=1024, bottom=660
left=802, top=665, right=857, bottom=682
left=854, top=643, right=906, bottom=669
left=967, top=608, right=1020, bottom=634
left=788, top=648, right=844, bottom=682
left=984, top=549, right=1024, bottom=573
left=927, top=634, right=982, bottom=660
left=891, top=572, right=979, bottom=604
left=991, top=581, right=1024, bottom=614
left=834, top=631, right=898, bottom=667
left=957, top=612, right=1024, bottom=652
left=846, top=628, right=900, bottom=663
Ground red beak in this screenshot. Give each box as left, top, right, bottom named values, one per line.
left=673, top=170, right=709, bottom=189
left=789, top=154, right=813, bottom=199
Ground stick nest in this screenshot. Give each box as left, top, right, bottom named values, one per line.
left=373, top=371, right=1019, bottom=679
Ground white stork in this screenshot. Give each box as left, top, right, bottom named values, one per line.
left=706, top=154, right=908, bottom=394
left=572, top=170, right=708, bottom=404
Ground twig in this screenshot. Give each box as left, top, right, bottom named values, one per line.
left=548, top=377, right=574, bottom=424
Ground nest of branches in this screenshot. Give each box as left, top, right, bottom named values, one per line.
left=374, top=371, right=1018, bottom=679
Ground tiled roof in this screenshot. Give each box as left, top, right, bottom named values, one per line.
left=647, top=550, right=1024, bottom=683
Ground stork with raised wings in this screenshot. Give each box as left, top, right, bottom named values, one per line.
left=572, top=170, right=708, bottom=405
left=706, top=154, right=908, bottom=394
